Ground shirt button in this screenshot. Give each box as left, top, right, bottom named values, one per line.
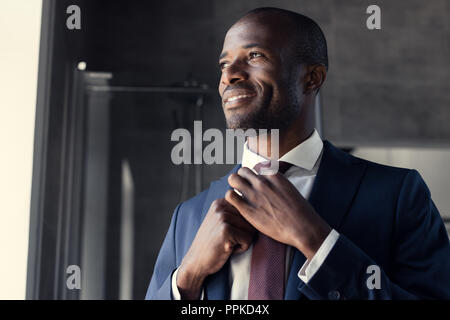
left=328, top=290, right=341, bottom=300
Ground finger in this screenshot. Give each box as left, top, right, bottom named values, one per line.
left=221, top=204, right=255, bottom=232
left=264, top=171, right=290, bottom=188
left=262, top=166, right=298, bottom=188
left=227, top=225, right=254, bottom=254
left=228, top=173, right=256, bottom=203
left=225, top=189, right=256, bottom=222
left=237, top=167, right=273, bottom=190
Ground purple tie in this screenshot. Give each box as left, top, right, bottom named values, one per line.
left=248, top=161, right=292, bottom=300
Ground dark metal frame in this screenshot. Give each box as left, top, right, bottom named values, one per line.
left=27, top=0, right=87, bottom=299
left=27, top=0, right=56, bottom=300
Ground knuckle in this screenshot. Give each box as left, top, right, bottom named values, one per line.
left=216, top=210, right=227, bottom=223
left=240, top=242, right=250, bottom=251
left=254, top=177, right=267, bottom=189
left=228, top=173, right=237, bottom=183
left=241, top=167, right=251, bottom=174
left=211, top=198, right=225, bottom=211
left=225, top=190, right=236, bottom=202
left=224, top=241, right=233, bottom=252
left=211, top=199, right=219, bottom=210
left=221, top=222, right=231, bottom=235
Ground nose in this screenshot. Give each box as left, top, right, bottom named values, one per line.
left=221, top=61, right=248, bottom=86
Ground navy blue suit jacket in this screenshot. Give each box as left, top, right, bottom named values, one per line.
left=145, top=141, right=450, bottom=299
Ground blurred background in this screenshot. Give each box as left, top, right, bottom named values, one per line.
left=1, top=0, right=450, bottom=300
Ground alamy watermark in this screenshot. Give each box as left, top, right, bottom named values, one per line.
left=171, top=121, right=280, bottom=174
left=366, top=5, right=381, bottom=30
left=66, top=5, right=81, bottom=30
left=66, top=265, right=81, bottom=290
left=366, top=264, right=381, bottom=289
left=66, top=4, right=380, bottom=31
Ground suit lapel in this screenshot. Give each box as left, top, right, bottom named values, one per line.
left=203, top=164, right=241, bottom=300
left=308, top=141, right=367, bottom=230
left=285, top=141, right=367, bottom=299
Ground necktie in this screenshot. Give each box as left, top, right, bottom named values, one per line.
left=248, top=160, right=292, bottom=300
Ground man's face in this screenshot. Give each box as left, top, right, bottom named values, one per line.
left=218, top=14, right=302, bottom=131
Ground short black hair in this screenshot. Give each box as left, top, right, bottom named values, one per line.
left=245, top=7, right=329, bottom=71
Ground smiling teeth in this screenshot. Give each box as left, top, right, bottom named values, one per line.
left=227, top=94, right=254, bottom=103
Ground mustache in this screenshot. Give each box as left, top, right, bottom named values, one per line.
left=223, top=83, right=256, bottom=93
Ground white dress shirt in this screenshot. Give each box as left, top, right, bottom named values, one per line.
left=172, top=129, right=339, bottom=299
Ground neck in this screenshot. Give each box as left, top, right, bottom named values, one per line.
left=247, top=118, right=314, bottom=160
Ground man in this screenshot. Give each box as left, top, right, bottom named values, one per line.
left=145, top=7, right=450, bottom=300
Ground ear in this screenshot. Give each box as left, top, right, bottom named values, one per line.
left=303, top=64, right=327, bottom=94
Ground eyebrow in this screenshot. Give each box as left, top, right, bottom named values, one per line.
left=219, top=43, right=269, bottom=60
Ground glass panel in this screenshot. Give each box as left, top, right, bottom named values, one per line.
left=78, top=72, right=234, bottom=299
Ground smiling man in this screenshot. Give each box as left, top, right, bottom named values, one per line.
left=146, top=7, right=450, bottom=300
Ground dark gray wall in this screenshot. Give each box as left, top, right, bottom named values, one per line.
left=81, top=0, right=450, bottom=146
left=84, top=0, right=450, bottom=147
left=212, top=0, right=450, bottom=147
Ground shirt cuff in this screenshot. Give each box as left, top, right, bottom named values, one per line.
left=298, top=229, right=339, bottom=283
left=171, top=267, right=205, bottom=300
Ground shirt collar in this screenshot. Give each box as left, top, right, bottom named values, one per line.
left=241, top=129, right=323, bottom=171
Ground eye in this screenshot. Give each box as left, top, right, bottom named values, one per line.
left=219, top=61, right=229, bottom=70
left=249, top=51, right=264, bottom=59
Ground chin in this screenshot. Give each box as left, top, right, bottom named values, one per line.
left=225, top=117, right=247, bottom=130
left=225, top=115, right=260, bottom=131
left=224, top=102, right=266, bottom=129
left=224, top=110, right=250, bottom=129
left=225, top=119, right=243, bottom=130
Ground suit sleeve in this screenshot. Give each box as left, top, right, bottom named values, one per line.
left=145, top=203, right=182, bottom=300
left=299, top=169, right=450, bottom=299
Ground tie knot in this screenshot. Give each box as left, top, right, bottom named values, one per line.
left=253, top=160, right=292, bottom=175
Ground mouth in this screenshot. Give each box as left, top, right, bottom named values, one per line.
left=223, top=93, right=256, bottom=108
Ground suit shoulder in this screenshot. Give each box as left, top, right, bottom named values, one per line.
left=178, top=187, right=209, bottom=215
left=347, top=151, right=414, bottom=185
left=325, top=141, right=412, bottom=181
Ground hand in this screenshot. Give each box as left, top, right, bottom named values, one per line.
left=177, top=198, right=256, bottom=299
left=225, top=167, right=331, bottom=260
